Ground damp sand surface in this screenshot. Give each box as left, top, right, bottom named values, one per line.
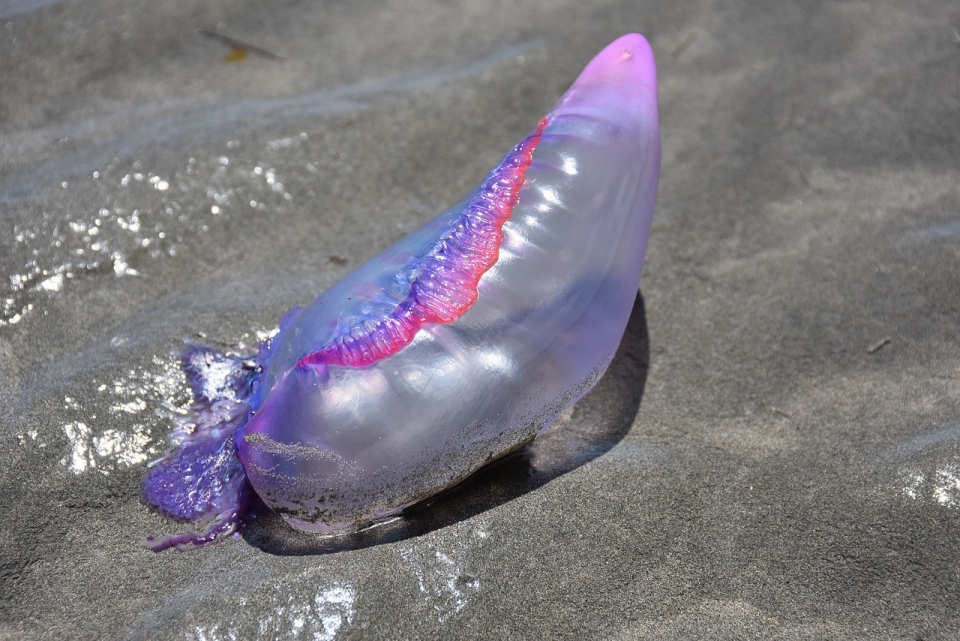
left=2, top=1, right=960, bottom=639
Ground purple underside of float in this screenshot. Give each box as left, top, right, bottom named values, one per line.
left=141, top=346, right=254, bottom=549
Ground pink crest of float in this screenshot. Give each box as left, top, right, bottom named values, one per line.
left=297, top=117, right=550, bottom=370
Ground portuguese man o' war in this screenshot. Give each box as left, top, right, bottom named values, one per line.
left=142, top=33, right=660, bottom=551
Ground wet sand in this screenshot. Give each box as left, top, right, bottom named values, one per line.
left=2, top=0, right=960, bottom=638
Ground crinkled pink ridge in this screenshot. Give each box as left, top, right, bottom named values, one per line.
left=298, top=117, right=549, bottom=370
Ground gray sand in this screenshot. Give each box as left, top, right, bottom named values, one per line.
left=2, top=0, right=960, bottom=639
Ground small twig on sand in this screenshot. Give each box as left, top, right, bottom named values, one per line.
left=197, top=29, right=285, bottom=61
left=867, top=336, right=892, bottom=354
left=671, top=31, right=699, bottom=59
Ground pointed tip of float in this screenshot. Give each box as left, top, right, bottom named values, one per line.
left=576, top=33, right=657, bottom=98
left=557, top=34, right=659, bottom=120
left=582, top=34, right=657, bottom=82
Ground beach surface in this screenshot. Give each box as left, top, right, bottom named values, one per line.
left=2, top=0, right=959, bottom=638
